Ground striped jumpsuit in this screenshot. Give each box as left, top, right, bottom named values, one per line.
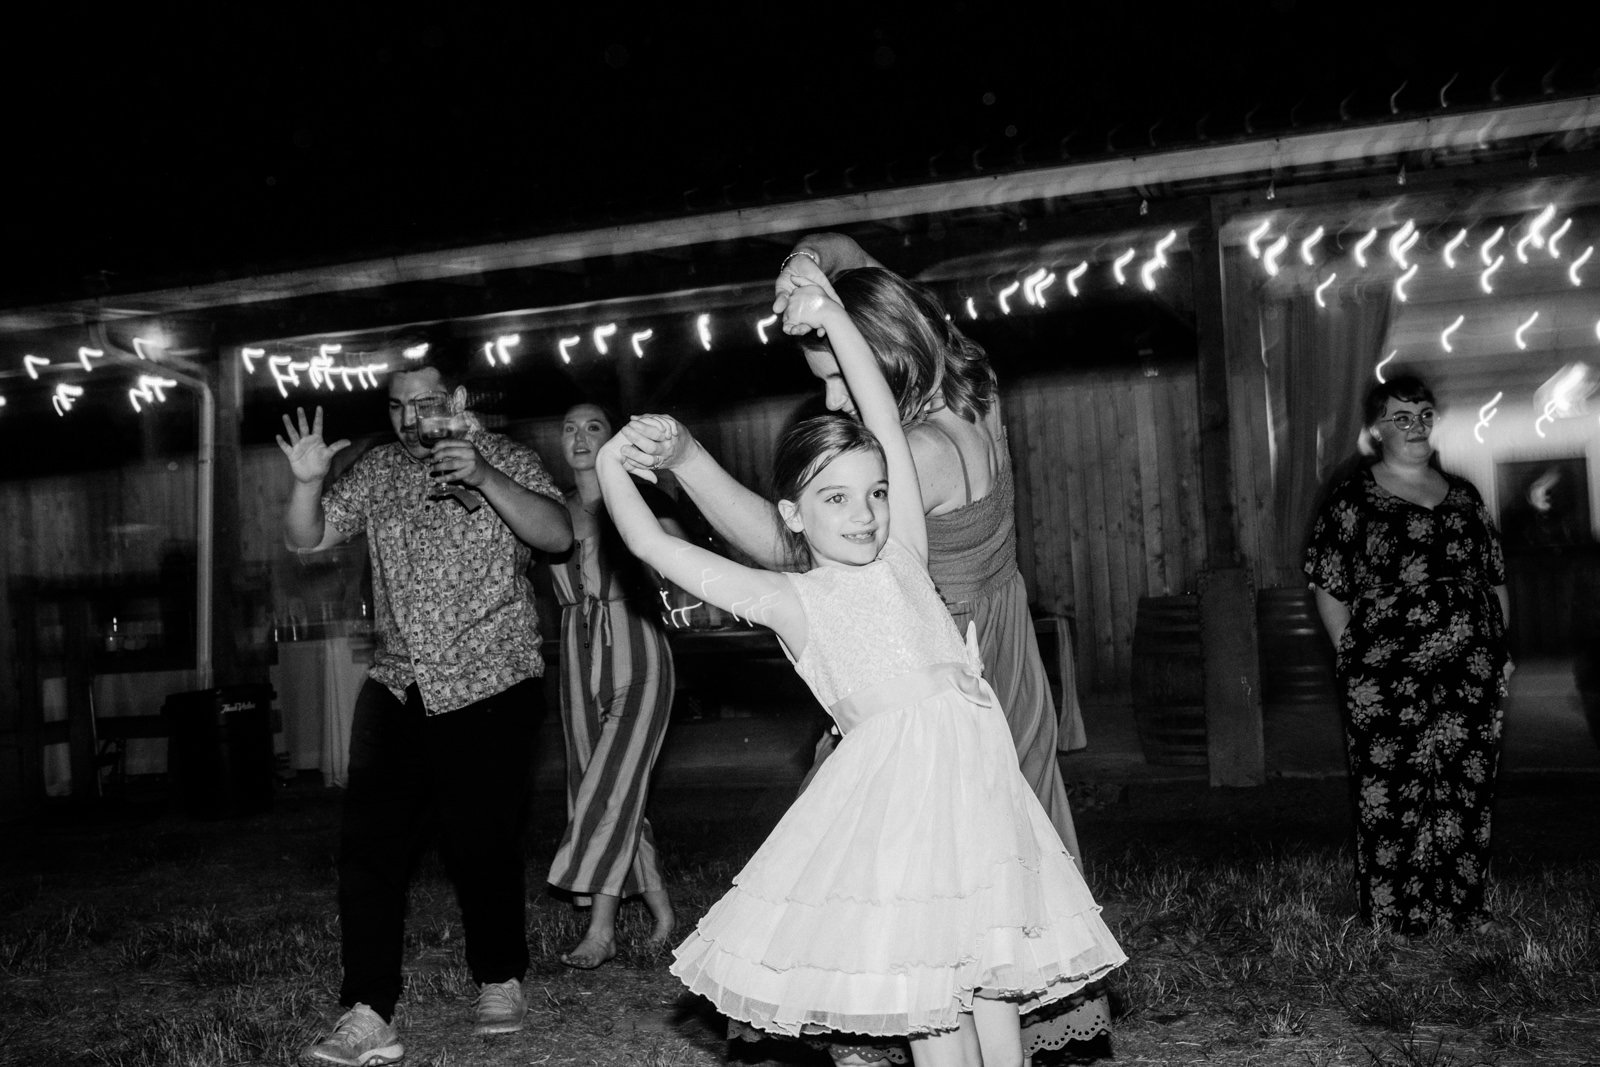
left=546, top=507, right=677, bottom=901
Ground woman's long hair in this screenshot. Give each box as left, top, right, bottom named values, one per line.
left=810, top=267, right=998, bottom=425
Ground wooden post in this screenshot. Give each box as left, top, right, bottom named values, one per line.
left=210, top=350, right=253, bottom=684
left=1193, top=202, right=1265, bottom=787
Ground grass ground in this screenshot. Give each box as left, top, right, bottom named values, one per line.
left=1, top=774, right=1596, bottom=1066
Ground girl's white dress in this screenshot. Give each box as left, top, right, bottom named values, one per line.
left=670, top=540, right=1126, bottom=1037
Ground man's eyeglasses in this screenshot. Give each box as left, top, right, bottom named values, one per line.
left=1383, top=410, right=1436, bottom=432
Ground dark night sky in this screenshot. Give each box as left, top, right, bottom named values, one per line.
left=3, top=2, right=1593, bottom=305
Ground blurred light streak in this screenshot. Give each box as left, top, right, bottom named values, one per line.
left=558, top=335, right=581, bottom=364
left=1353, top=229, right=1378, bottom=268
left=131, top=336, right=157, bottom=360
left=1534, top=399, right=1557, bottom=438
left=1394, top=263, right=1420, bottom=301
left=1388, top=220, right=1418, bottom=268
left=1023, top=268, right=1048, bottom=306
left=1443, top=228, right=1468, bottom=268
left=496, top=334, right=521, bottom=364
left=1375, top=349, right=1399, bottom=383
left=52, top=383, right=83, bottom=416
left=1065, top=262, right=1089, bottom=297
left=1548, top=218, right=1573, bottom=257
left=1246, top=220, right=1272, bottom=258
left=1140, top=231, right=1177, bottom=291
left=1517, top=204, right=1557, bottom=262
left=998, top=279, right=1022, bottom=312
left=128, top=374, right=178, bottom=413
left=630, top=329, right=653, bottom=358
left=240, top=347, right=264, bottom=373
left=1570, top=246, right=1594, bottom=286
left=1300, top=226, right=1325, bottom=265
left=1514, top=310, right=1540, bottom=350
left=402, top=343, right=429, bottom=361
left=1480, top=255, right=1505, bottom=294
left=1480, top=226, right=1505, bottom=265
left=23, top=355, right=48, bottom=379
left=1112, top=249, right=1137, bottom=286
left=1473, top=392, right=1502, bottom=444
left=1440, top=314, right=1465, bottom=352
left=697, top=314, right=713, bottom=351
left=1314, top=273, right=1338, bottom=308
left=756, top=314, right=778, bottom=344
left=592, top=325, right=616, bottom=355
left=964, top=297, right=978, bottom=319
left=78, top=346, right=105, bottom=372
left=1262, top=235, right=1289, bottom=277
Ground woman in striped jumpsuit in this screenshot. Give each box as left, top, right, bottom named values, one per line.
left=548, top=403, right=679, bottom=968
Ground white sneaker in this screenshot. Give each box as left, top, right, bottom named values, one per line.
left=300, top=1003, right=404, bottom=1066
left=473, top=977, right=527, bottom=1036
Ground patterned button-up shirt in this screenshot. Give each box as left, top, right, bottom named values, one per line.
left=322, top=428, right=562, bottom=714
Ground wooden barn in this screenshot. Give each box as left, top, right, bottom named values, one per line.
left=5, top=87, right=1600, bottom=816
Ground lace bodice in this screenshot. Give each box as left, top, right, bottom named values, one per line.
left=784, top=540, right=970, bottom=709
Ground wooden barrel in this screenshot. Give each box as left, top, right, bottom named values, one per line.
left=1255, top=587, right=1337, bottom=705
left=1130, top=595, right=1208, bottom=767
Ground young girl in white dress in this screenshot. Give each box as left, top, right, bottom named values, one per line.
left=596, top=281, right=1125, bottom=1067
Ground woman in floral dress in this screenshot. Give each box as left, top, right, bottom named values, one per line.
left=1303, top=375, right=1512, bottom=935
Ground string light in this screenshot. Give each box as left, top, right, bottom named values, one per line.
left=1473, top=391, right=1502, bottom=444
left=998, top=279, right=1022, bottom=313
left=1299, top=226, right=1325, bottom=265
left=77, top=346, right=105, bottom=372
left=1480, top=255, right=1505, bottom=294
left=240, top=347, right=265, bottom=373
left=319, top=344, right=342, bottom=359
left=23, top=355, right=49, bottom=379
left=1548, top=218, right=1572, bottom=257
left=1140, top=231, right=1178, bottom=291
left=402, top=343, right=430, bottom=360
left=1442, top=228, right=1469, bottom=268
left=1314, top=273, right=1338, bottom=308
left=267, top=355, right=302, bottom=398
left=1375, top=349, right=1399, bottom=384
left=1022, top=268, right=1048, bottom=306
left=591, top=325, right=615, bottom=355
left=755, top=314, right=778, bottom=344
left=1246, top=220, right=1272, bottom=258
left=1261, top=235, right=1289, bottom=277
left=696, top=314, right=712, bottom=351
left=630, top=329, right=653, bottom=358
left=1480, top=226, right=1505, bottom=265
left=557, top=335, right=581, bottom=364
left=1387, top=220, right=1418, bottom=268
left=1534, top=398, right=1557, bottom=438
left=1353, top=229, right=1378, bottom=268
left=51, top=383, right=83, bottom=416
left=495, top=334, right=521, bottom=364
left=1111, top=248, right=1137, bottom=286
left=131, top=336, right=158, bottom=360
left=1394, top=262, right=1419, bottom=301
left=1515, top=203, right=1557, bottom=262
left=1440, top=314, right=1465, bottom=352
left=1514, top=310, right=1540, bottom=350
left=481, top=342, right=498, bottom=367
left=1065, top=261, right=1089, bottom=297
left=127, top=374, right=179, bottom=413
left=964, top=297, right=977, bottom=319
left=1570, top=246, right=1593, bottom=286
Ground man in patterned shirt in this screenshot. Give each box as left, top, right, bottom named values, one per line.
left=279, top=340, right=572, bottom=1066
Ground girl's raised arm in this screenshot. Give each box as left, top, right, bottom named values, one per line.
left=782, top=287, right=927, bottom=565
left=597, top=420, right=808, bottom=649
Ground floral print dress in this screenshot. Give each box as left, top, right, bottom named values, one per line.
left=1303, top=467, right=1509, bottom=933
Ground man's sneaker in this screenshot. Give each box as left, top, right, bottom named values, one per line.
left=300, top=1004, right=404, bottom=1066
left=473, top=977, right=527, bottom=1036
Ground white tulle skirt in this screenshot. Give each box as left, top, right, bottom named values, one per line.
left=670, top=680, right=1126, bottom=1038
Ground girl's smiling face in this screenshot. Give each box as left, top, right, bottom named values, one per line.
left=561, top=404, right=613, bottom=472
left=779, top=447, right=890, bottom=568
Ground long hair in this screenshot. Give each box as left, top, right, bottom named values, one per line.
left=772, top=415, right=886, bottom=570
left=806, top=267, right=998, bottom=425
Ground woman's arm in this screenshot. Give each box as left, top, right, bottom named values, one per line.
left=1310, top=585, right=1351, bottom=649
left=782, top=286, right=927, bottom=564
left=616, top=416, right=795, bottom=569
left=598, top=431, right=805, bottom=646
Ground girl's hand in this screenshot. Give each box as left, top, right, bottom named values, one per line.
left=617, top=414, right=689, bottom=482
left=781, top=284, right=843, bottom=337
left=773, top=253, right=841, bottom=316
left=277, top=406, right=351, bottom=484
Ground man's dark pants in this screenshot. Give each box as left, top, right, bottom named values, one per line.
left=336, top=677, right=541, bottom=1020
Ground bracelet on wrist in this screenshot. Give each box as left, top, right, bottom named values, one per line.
left=780, top=249, right=821, bottom=274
